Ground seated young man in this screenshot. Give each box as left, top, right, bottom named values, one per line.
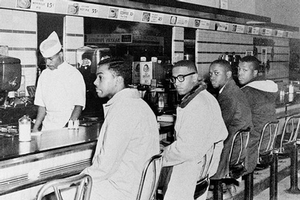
left=162, top=60, right=228, bottom=200
left=82, top=57, right=160, bottom=200
left=209, top=59, right=253, bottom=180
left=238, top=56, right=278, bottom=174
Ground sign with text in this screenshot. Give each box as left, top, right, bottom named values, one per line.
left=216, top=22, right=229, bottom=31
left=252, top=27, right=260, bottom=35
left=16, top=0, right=55, bottom=12
left=194, top=19, right=210, bottom=29
left=265, top=28, right=273, bottom=36
left=31, top=0, right=55, bottom=12
left=86, top=34, right=133, bottom=44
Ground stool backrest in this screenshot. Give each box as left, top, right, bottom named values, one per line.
left=36, top=174, right=92, bottom=200
left=278, top=114, right=300, bottom=153
left=136, top=154, right=163, bottom=200
left=194, top=142, right=218, bottom=199
left=229, top=127, right=251, bottom=166
left=258, top=121, right=279, bottom=155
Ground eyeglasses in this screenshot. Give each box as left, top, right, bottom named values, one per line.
left=170, top=72, right=196, bottom=83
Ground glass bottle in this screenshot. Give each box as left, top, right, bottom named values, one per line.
left=19, top=115, right=31, bottom=142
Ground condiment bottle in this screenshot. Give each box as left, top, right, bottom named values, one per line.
left=19, top=115, right=31, bottom=142
left=289, top=82, right=294, bottom=94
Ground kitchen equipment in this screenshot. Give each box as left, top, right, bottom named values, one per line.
left=0, top=55, right=22, bottom=107
left=0, top=55, right=21, bottom=91
left=76, top=46, right=111, bottom=74
left=76, top=46, right=111, bottom=117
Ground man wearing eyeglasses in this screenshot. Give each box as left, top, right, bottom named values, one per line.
left=33, top=31, right=86, bottom=131
left=162, top=60, right=228, bottom=200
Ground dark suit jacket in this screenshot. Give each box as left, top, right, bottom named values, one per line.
left=212, top=79, right=252, bottom=179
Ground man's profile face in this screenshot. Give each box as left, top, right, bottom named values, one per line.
left=172, top=66, right=197, bottom=96
left=238, top=62, right=257, bottom=85
left=209, top=64, right=229, bottom=89
left=94, top=64, right=118, bottom=99
left=44, top=52, right=63, bottom=70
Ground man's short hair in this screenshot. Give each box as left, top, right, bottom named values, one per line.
left=210, top=59, right=232, bottom=72
left=173, top=60, right=198, bottom=73
left=98, top=57, right=132, bottom=87
left=239, top=56, right=260, bottom=71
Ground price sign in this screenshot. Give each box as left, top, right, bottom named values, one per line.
left=176, top=16, right=189, bottom=27
left=252, top=27, right=260, bottom=35
left=31, top=0, right=55, bottom=12
left=119, top=8, right=134, bottom=21
left=217, top=22, right=229, bottom=31
left=265, top=28, right=272, bottom=36
left=277, top=30, right=284, bottom=37
left=78, top=3, right=100, bottom=17
left=199, top=19, right=210, bottom=29
left=150, top=13, right=163, bottom=24
left=236, top=25, right=245, bottom=33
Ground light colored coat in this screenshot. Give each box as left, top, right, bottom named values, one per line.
left=163, top=89, right=228, bottom=200
left=83, top=88, right=160, bottom=200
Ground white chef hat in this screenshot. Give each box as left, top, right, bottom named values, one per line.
left=40, top=31, right=62, bottom=58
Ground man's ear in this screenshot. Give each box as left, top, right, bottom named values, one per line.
left=226, top=71, right=232, bottom=79
left=192, top=73, right=199, bottom=83
left=253, top=69, right=258, bottom=77
left=116, top=75, right=124, bottom=85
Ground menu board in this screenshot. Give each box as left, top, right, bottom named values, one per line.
left=16, top=0, right=56, bottom=12
left=252, top=27, right=260, bottom=35
left=175, top=16, right=189, bottom=27
left=106, top=7, right=135, bottom=21
left=236, top=25, right=245, bottom=33
left=276, top=30, right=284, bottom=37
left=265, top=28, right=273, bottom=36
left=141, top=12, right=163, bottom=24
left=216, top=22, right=229, bottom=31
left=149, top=13, right=164, bottom=24
left=10, top=0, right=294, bottom=38
left=200, top=19, right=211, bottom=29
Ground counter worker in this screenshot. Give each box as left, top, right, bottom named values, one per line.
left=82, top=57, right=160, bottom=200
left=237, top=55, right=278, bottom=174
left=209, top=59, right=252, bottom=179
left=162, top=60, right=228, bottom=200
left=32, top=31, right=86, bottom=132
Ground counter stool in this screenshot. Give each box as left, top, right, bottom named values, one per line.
left=194, top=141, right=222, bottom=200
left=212, top=127, right=251, bottom=200
left=36, top=174, right=92, bottom=200
left=276, top=113, right=300, bottom=194
left=256, top=121, right=279, bottom=200
left=136, top=154, right=163, bottom=200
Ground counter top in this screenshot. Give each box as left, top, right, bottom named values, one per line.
left=276, top=93, right=300, bottom=118
left=0, top=122, right=102, bottom=198
left=0, top=122, right=101, bottom=163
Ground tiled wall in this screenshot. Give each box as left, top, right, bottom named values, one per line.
left=63, top=16, right=84, bottom=67
left=172, top=27, right=184, bottom=64
left=0, top=9, right=37, bottom=95
left=0, top=10, right=85, bottom=96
